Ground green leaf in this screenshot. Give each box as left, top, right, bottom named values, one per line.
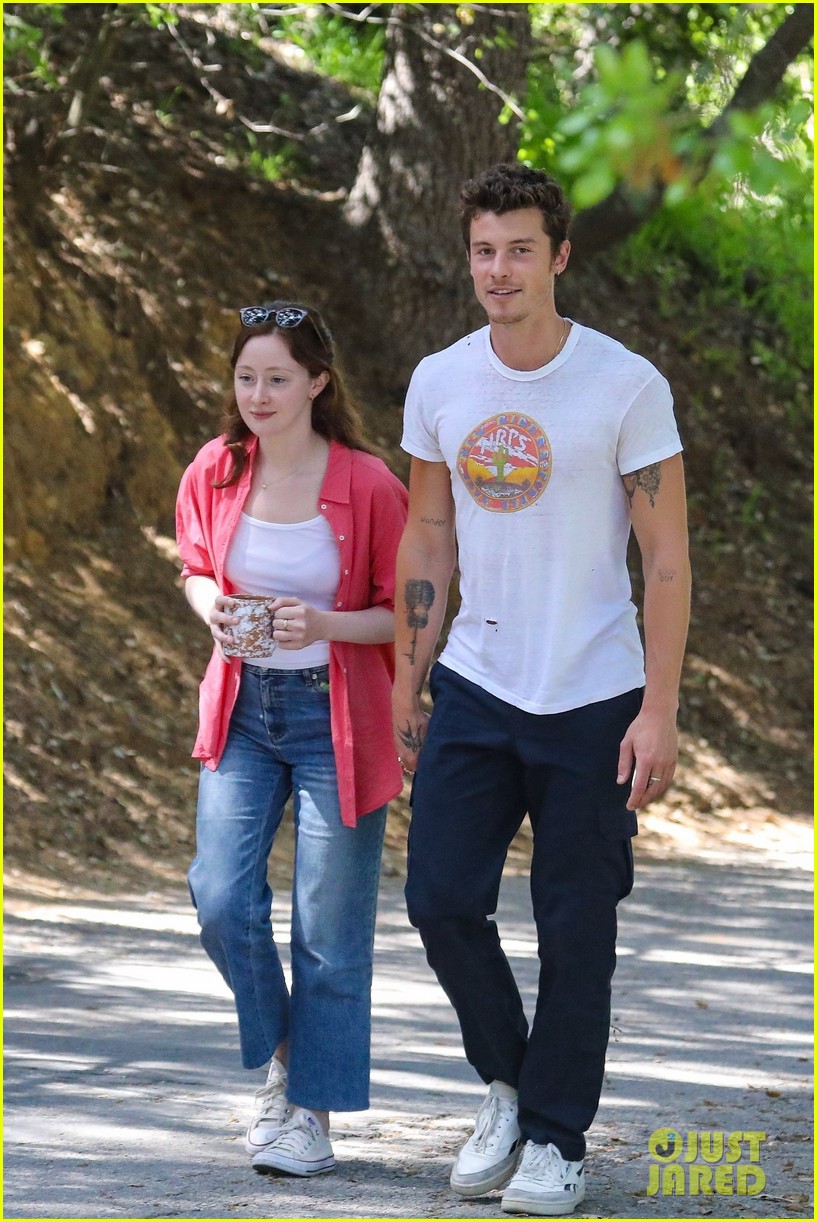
left=572, top=165, right=617, bottom=208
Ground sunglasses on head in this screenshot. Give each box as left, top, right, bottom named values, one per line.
left=239, top=305, right=308, bottom=329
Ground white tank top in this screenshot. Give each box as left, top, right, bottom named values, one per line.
left=225, top=512, right=340, bottom=669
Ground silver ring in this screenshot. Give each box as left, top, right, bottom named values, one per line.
left=649, top=775, right=661, bottom=783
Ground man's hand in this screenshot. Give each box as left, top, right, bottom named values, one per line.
left=617, top=708, right=678, bottom=810
left=392, top=701, right=429, bottom=776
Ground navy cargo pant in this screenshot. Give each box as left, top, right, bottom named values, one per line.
left=405, top=663, right=641, bottom=1162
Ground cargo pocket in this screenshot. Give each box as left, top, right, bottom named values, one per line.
left=597, top=803, right=637, bottom=899
left=597, top=804, right=638, bottom=840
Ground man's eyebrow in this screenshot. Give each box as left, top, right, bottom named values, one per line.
left=471, top=235, right=541, bottom=246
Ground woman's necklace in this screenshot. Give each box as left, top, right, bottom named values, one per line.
left=257, top=441, right=327, bottom=490
left=258, top=469, right=300, bottom=490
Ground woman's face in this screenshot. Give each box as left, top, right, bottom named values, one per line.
left=234, top=332, right=328, bottom=442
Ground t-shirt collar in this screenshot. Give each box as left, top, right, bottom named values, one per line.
left=484, top=319, right=580, bottom=381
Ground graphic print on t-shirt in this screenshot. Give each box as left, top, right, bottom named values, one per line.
left=456, top=412, right=552, bottom=513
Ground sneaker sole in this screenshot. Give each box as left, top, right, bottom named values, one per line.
left=253, top=1156, right=335, bottom=1177
left=450, top=1148, right=521, bottom=1197
left=501, top=1185, right=586, bottom=1216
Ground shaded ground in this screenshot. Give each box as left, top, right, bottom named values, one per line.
left=3, top=860, right=813, bottom=1220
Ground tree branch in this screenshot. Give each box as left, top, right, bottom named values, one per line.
left=708, top=4, right=814, bottom=135
left=571, top=5, right=814, bottom=262
left=165, top=18, right=362, bottom=142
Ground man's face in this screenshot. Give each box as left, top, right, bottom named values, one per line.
left=468, top=207, right=570, bottom=327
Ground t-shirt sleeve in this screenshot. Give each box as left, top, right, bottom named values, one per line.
left=401, top=362, right=445, bottom=462
left=617, top=372, right=683, bottom=475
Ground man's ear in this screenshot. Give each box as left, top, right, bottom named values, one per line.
left=554, top=240, right=571, bottom=276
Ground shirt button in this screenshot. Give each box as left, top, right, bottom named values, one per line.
left=336, top=601, right=343, bottom=607
left=338, top=534, right=345, bottom=541
left=344, top=569, right=349, bottom=576
left=320, top=503, right=327, bottom=510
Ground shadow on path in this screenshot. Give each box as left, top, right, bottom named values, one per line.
left=4, top=859, right=812, bottom=1219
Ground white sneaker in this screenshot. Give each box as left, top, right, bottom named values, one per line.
left=244, top=1057, right=290, bottom=1156
left=501, top=1141, right=586, bottom=1215
left=251, top=1109, right=335, bottom=1177
left=450, top=1082, right=522, bottom=1197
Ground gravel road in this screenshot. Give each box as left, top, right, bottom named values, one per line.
left=4, top=857, right=812, bottom=1219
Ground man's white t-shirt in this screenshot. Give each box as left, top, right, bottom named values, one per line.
left=401, top=321, right=683, bottom=714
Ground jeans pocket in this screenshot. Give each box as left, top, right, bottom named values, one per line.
left=305, top=666, right=331, bottom=694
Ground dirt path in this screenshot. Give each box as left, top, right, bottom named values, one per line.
left=4, top=857, right=812, bottom=1219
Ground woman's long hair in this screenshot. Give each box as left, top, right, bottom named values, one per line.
left=214, top=300, right=378, bottom=487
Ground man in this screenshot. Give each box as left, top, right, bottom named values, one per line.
left=392, top=163, right=690, bottom=1216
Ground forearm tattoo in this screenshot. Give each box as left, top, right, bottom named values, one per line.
left=404, top=578, right=435, bottom=664
left=623, top=462, right=662, bottom=508
left=397, top=722, right=424, bottom=753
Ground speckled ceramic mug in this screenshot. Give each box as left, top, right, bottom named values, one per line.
left=222, top=595, right=277, bottom=659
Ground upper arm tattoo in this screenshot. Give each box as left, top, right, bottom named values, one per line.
left=404, top=579, right=435, bottom=665
left=623, top=462, right=662, bottom=509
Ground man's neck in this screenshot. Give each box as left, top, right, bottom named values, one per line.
left=488, top=312, right=568, bottom=372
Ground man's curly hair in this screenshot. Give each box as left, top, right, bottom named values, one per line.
left=459, top=164, right=573, bottom=255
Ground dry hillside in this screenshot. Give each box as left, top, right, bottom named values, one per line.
left=4, top=13, right=812, bottom=895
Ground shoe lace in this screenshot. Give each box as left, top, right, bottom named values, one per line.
left=273, top=1112, right=320, bottom=1154
left=520, top=1142, right=572, bottom=1182
left=252, top=1074, right=287, bottom=1123
left=472, top=1093, right=514, bottom=1153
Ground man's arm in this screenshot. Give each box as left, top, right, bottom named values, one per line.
left=392, top=457, right=457, bottom=772
left=619, top=453, right=691, bottom=810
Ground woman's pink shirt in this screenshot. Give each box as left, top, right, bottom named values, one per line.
left=176, top=436, right=408, bottom=826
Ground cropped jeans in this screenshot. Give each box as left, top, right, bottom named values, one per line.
left=189, top=663, right=387, bottom=1113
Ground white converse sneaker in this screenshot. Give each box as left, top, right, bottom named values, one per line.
left=450, top=1082, right=522, bottom=1197
left=501, top=1141, right=586, bottom=1215
left=251, top=1109, right=335, bottom=1177
left=244, top=1057, right=290, bottom=1156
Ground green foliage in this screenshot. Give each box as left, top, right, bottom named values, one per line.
left=244, top=134, right=299, bottom=184
left=522, top=3, right=812, bottom=210
left=520, top=4, right=812, bottom=392
left=526, top=40, right=690, bottom=208
left=3, top=5, right=64, bottom=90
left=144, top=3, right=177, bottom=30
left=617, top=188, right=813, bottom=402
left=268, top=6, right=384, bottom=94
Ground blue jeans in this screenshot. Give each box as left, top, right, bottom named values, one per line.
left=189, top=663, right=387, bottom=1112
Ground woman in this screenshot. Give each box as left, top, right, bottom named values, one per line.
left=175, top=301, right=407, bottom=1177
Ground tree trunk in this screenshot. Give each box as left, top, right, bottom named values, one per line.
left=345, top=3, right=532, bottom=395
